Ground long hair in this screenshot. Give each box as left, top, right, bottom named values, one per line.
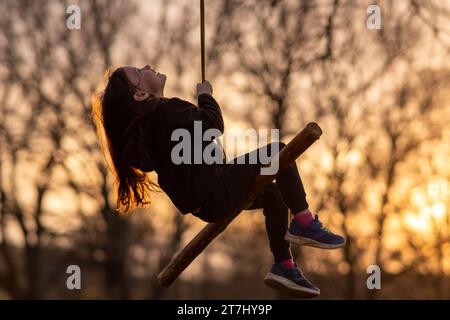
left=92, top=68, right=166, bottom=213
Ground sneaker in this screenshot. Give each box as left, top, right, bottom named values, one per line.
left=285, top=214, right=346, bottom=249
left=264, top=262, right=320, bottom=299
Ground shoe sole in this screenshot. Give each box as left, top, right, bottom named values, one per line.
left=264, top=273, right=320, bottom=299
left=285, top=231, right=346, bottom=249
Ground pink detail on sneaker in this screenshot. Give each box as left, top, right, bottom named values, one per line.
left=281, top=258, right=295, bottom=269
left=294, top=209, right=313, bottom=225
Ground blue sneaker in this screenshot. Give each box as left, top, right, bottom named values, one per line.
left=285, top=214, right=346, bottom=249
left=264, top=262, right=320, bottom=299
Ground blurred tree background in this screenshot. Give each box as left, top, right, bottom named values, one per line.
left=0, top=0, right=449, bottom=299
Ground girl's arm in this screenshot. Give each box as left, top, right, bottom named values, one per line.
left=165, top=95, right=224, bottom=135
left=197, top=93, right=224, bottom=133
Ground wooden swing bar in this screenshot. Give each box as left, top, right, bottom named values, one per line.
left=158, top=122, right=323, bottom=287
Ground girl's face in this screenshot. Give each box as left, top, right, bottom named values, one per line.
left=123, top=65, right=167, bottom=101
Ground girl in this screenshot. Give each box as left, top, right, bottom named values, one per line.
left=94, top=65, right=345, bottom=299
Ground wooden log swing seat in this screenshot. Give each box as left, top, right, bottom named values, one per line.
left=158, top=122, right=323, bottom=287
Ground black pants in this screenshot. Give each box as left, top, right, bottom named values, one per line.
left=195, top=142, right=309, bottom=262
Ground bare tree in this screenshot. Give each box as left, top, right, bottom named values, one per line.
left=0, top=0, right=138, bottom=299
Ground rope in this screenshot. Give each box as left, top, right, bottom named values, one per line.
left=200, top=0, right=206, bottom=82
left=200, top=0, right=226, bottom=163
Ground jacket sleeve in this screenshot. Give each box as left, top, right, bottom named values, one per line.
left=168, top=94, right=224, bottom=135
left=197, top=93, right=224, bottom=133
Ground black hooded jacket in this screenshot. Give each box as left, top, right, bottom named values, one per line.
left=137, top=93, right=225, bottom=214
